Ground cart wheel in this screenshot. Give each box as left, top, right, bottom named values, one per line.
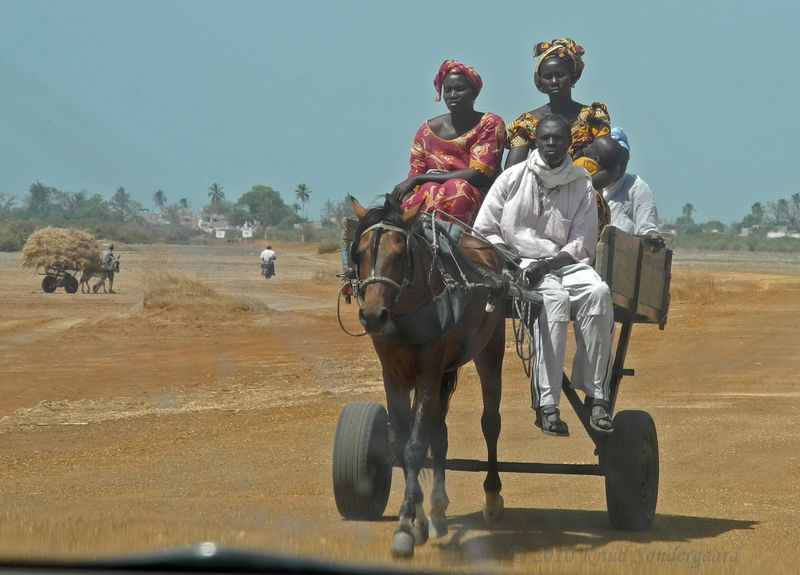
left=42, top=276, right=58, bottom=293
left=603, top=410, right=659, bottom=531
left=64, top=274, right=79, bottom=294
left=332, top=401, right=392, bottom=520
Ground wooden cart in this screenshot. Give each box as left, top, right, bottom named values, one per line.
left=333, top=222, right=672, bottom=531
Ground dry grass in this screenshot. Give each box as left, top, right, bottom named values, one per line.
left=312, top=267, right=341, bottom=285
left=670, top=270, right=721, bottom=305
left=19, top=227, right=100, bottom=271
left=141, top=269, right=264, bottom=311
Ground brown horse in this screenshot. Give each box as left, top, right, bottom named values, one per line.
left=349, top=195, right=507, bottom=557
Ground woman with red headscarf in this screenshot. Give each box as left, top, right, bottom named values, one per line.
left=391, top=59, right=506, bottom=226
left=505, top=38, right=610, bottom=169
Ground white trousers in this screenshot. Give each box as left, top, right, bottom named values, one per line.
left=531, top=263, right=614, bottom=408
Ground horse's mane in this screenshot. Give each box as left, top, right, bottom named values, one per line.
left=351, top=195, right=418, bottom=261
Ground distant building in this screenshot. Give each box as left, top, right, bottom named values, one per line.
left=199, top=211, right=230, bottom=234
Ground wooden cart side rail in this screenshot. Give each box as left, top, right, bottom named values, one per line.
left=595, top=226, right=672, bottom=329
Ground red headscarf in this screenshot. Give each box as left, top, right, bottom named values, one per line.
left=433, top=59, right=483, bottom=102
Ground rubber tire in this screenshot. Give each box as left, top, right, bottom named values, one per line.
left=332, top=401, right=392, bottom=520
left=42, top=276, right=58, bottom=293
left=603, top=410, right=659, bottom=531
left=64, top=274, right=79, bottom=294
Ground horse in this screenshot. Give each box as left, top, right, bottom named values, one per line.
left=80, top=256, right=120, bottom=294
left=349, top=195, right=507, bottom=557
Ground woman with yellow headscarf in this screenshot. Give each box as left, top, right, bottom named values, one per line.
left=505, top=38, right=611, bottom=169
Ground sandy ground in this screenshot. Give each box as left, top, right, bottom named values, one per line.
left=0, top=242, right=798, bottom=574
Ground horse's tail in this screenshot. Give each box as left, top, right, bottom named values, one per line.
left=440, top=370, right=459, bottom=417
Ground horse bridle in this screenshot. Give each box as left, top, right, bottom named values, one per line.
left=353, top=222, right=415, bottom=302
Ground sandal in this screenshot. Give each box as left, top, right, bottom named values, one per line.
left=535, top=406, right=569, bottom=437
left=590, top=401, right=614, bottom=433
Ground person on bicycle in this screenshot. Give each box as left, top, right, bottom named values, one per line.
left=260, top=245, right=276, bottom=276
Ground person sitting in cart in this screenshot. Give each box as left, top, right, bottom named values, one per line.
left=604, top=127, right=665, bottom=251
left=473, top=113, right=614, bottom=436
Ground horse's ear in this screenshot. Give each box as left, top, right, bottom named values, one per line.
left=351, top=197, right=368, bottom=220
left=400, top=201, right=422, bottom=224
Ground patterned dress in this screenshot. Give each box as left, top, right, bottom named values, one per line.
left=401, top=112, right=506, bottom=226
left=506, top=102, right=610, bottom=160
left=573, top=156, right=611, bottom=233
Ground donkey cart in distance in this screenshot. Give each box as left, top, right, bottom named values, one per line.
left=41, top=262, right=80, bottom=294
left=332, top=198, right=671, bottom=556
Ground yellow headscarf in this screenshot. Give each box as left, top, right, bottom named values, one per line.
left=533, top=38, right=586, bottom=93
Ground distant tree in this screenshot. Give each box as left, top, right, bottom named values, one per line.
left=153, top=189, right=167, bottom=212
left=208, top=183, right=225, bottom=207
left=295, top=183, right=311, bottom=220
left=765, top=199, right=790, bottom=226
left=790, top=193, right=800, bottom=230
left=700, top=220, right=726, bottom=234
left=112, top=186, right=134, bottom=217
left=321, top=196, right=354, bottom=223
left=233, top=185, right=294, bottom=227
left=740, top=202, right=764, bottom=229
left=0, top=192, right=17, bottom=219
left=163, top=204, right=181, bottom=225
left=292, top=202, right=300, bottom=215
left=673, top=202, right=700, bottom=235
left=178, top=197, right=190, bottom=210
left=26, top=181, right=54, bottom=218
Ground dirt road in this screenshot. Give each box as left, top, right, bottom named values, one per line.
left=0, top=242, right=798, bottom=573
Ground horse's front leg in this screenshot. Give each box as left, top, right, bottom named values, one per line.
left=474, top=319, right=505, bottom=522
left=391, top=382, right=438, bottom=558
left=428, top=371, right=456, bottom=539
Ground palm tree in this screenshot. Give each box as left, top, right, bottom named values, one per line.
left=681, top=203, right=695, bottom=221
left=208, top=183, right=225, bottom=207
left=295, top=183, right=311, bottom=220
left=178, top=197, right=190, bottom=210
left=153, top=190, right=166, bottom=212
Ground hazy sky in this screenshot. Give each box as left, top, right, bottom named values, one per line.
left=1, top=0, right=796, bottom=224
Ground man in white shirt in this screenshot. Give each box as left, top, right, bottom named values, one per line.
left=473, top=114, right=614, bottom=436
left=260, top=245, right=276, bottom=277
left=605, top=127, right=662, bottom=244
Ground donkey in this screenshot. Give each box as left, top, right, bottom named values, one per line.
left=80, top=256, right=120, bottom=294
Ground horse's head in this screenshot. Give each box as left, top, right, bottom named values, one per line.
left=350, top=195, right=422, bottom=335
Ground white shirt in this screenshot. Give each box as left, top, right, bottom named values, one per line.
left=473, top=161, right=598, bottom=264
left=603, top=172, right=659, bottom=235
left=260, top=248, right=275, bottom=263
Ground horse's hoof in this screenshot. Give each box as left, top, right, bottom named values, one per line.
left=430, top=516, right=448, bottom=539
left=483, top=492, right=505, bottom=522
left=390, top=530, right=414, bottom=558
left=411, top=516, right=429, bottom=545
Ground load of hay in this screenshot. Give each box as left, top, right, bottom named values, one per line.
left=19, top=227, right=102, bottom=272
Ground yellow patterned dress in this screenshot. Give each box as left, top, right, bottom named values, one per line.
left=506, top=102, right=610, bottom=160
left=572, top=156, right=611, bottom=233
